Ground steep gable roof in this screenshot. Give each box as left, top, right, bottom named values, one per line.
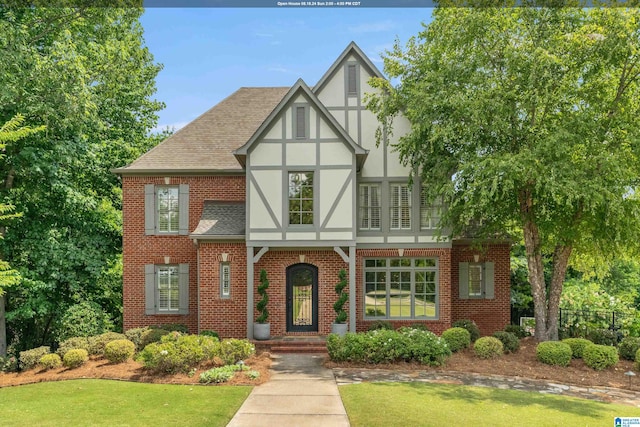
left=113, top=87, right=289, bottom=174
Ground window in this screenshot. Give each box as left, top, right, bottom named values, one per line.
left=459, top=262, right=494, bottom=299
left=420, top=191, right=443, bottom=229
left=364, top=258, right=438, bottom=319
left=390, top=184, right=411, bottom=230
left=295, top=106, right=307, bottom=139
left=220, top=263, right=231, bottom=298
left=347, top=64, right=358, bottom=95
left=145, top=264, right=189, bottom=315
left=288, top=172, right=314, bottom=225
left=144, top=184, right=189, bottom=235
left=359, top=184, right=381, bottom=230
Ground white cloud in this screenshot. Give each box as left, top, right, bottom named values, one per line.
left=348, top=20, right=396, bottom=34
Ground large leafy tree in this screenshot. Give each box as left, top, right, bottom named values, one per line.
left=0, top=6, right=163, bottom=350
left=368, top=4, right=640, bottom=341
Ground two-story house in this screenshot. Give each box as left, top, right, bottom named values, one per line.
left=114, top=42, right=510, bottom=339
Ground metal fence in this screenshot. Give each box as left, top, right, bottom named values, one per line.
left=558, top=308, right=635, bottom=342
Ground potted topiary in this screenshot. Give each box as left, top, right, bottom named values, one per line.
left=253, top=269, right=270, bottom=340
left=331, top=269, right=348, bottom=336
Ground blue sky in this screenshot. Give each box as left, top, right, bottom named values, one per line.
left=140, top=8, right=434, bottom=131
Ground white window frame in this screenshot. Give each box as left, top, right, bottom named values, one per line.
left=288, top=171, right=314, bottom=226
left=390, top=184, right=411, bottom=230
left=468, top=264, right=483, bottom=298
left=359, top=184, right=381, bottom=230
left=157, top=265, right=180, bottom=312
left=220, top=262, right=231, bottom=298
left=157, top=186, right=179, bottom=233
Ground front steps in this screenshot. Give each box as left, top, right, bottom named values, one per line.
left=253, top=336, right=327, bottom=354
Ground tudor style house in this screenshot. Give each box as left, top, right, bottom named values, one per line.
left=114, top=42, right=510, bottom=339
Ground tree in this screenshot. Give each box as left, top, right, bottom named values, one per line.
left=368, top=4, right=640, bottom=341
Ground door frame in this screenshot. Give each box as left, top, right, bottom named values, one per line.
left=286, top=263, right=319, bottom=332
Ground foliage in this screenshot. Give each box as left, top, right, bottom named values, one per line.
left=333, top=269, right=348, bottom=324
left=635, top=348, right=640, bottom=372
left=150, top=323, right=189, bottom=334
left=104, top=339, right=135, bottom=363
left=327, top=328, right=450, bottom=366
left=218, top=339, right=254, bottom=365
left=561, top=338, right=593, bottom=359
left=367, top=320, right=394, bottom=331
left=19, top=346, right=50, bottom=370
left=452, top=319, right=480, bottom=342
left=441, top=327, right=471, bottom=352
left=246, top=370, right=260, bottom=380
left=368, top=6, right=640, bottom=341
left=56, top=337, right=90, bottom=359
left=0, top=354, right=18, bottom=372
left=38, top=353, right=62, bottom=370
left=198, top=363, right=249, bottom=384
left=63, top=349, right=88, bottom=369
left=582, top=344, right=619, bottom=371
left=199, top=330, right=220, bottom=340
left=124, top=327, right=150, bottom=351
left=504, top=324, right=530, bottom=339
left=138, top=328, right=170, bottom=350
left=88, top=332, right=126, bottom=356
left=473, top=337, right=503, bottom=359
left=55, top=302, right=114, bottom=342
left=256, top=269, right=269, bottom=323
left=136, top=334, right=219, bottom=374
left=587, top=329, right=621, bottom=347
left=492, top=331, right=520, bottom=353
left=536, top=342, right=572, bottom=367
left=619, top=337, right=640, bottom=361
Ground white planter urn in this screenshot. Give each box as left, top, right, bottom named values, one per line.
left=331, top=323, right=348, bottom=336
left=253, top=323, right=271, bottom=340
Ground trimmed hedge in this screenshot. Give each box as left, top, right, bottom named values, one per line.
left=19, top=346, right=51, bottom=370
left=536, top=342, right=572, bottom=367
left=452, top=319, right=480, bottom=342
left=561, top=338, right=593, bottom=359
left=473, top=337, right=503, bottom=359
left=139, top=328, right=171, bottom=350
left=492, top=331, right=519, bottom=353
left=104, top=339, right=136, bottom=363
left=619, top=337, right=640, bottom=361
left=504, top=324, right=530, bottom=339
left=583, top=344, right=619, bottom=371
left=63, top=349, right=89, bottom=369
left=441, top=327, right=471, bottom=352
left=88, top=332, right=127, bottom=356
left=125, top=327, right=150, bottom=351
left=38, top=353, right=62, bottom=370
left=56, top=337, right=91, bottom=359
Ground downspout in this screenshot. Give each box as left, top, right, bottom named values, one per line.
left=194, top=239, right=201, bottom=334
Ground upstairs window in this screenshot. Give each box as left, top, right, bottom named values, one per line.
left=157, top=187, right=179, bottom=233
left=390, top=184, right=411, bottom=230
left=144, top=184, right=189, bottom=235
left=288, top=172, right=314, bottom=225
left=359, top=184, right=381, bottom=230
left=420, top=191, right=443, bottom=229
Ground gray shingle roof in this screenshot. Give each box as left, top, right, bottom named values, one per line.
left=191, top=201, right=245, bottom=239
left=114, top=87, right=289, bottom=173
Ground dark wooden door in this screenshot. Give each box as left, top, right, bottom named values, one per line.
left=286, top=264, right=318, bottom=332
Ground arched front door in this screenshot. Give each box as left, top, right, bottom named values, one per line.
left=286, top=264, right=318, bottom=332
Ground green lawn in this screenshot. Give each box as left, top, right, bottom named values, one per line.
left=0, top=380, right=251, bottom=426
left=340, top=382, right=640, bottom=427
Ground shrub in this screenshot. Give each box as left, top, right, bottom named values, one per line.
left=63, top=349, right=89, bottom=369
left=504, top=324, right=530, bottom=339
left=441, top=327, right=471, bottom=352
left=0, top=355, right=18, bottom=373
left=19, top=346, right=51, bottom=370
left=452, top=319, right=481, bottom=342
left=56, top=337, right=90, bottom=359
left=367, top=320, right=393, bottom=331
left=199, top=364, right=248, bottom=384
left=104, top=339, right=136, bottom=363
left=619, top=336, right=640, bottom=361
left=473, top=337, right=503, bottom=359
left=125, top=327, right=151, bottom=351
left=409, top=323, right=430, bottom=331
left=333, top=269, right=348, bottom=324
left=136, top=334, right=219, bottom=374
left=587, top=329, right=620, bottom=346
left=583, top=344, right=619, bottom=371
left=218, top=339, right=255, bottom=365
left=56, top=302, right=113, bottom=341
left=635, top=348, right=640, bottom=371
left=200, top=330, right=220, bottom=340
left=150, top=323, right=189, bottom=334
left=38, top=354, right=62, bottom=370
left=88, top=332, right=127, bottom=356
left=561, top=338, right=593, bottom=359
left=492, top=331, right=520, bottom=353
left=139, top=328, right=171, bottom=350
left=536, top=342, right=572, bottom=367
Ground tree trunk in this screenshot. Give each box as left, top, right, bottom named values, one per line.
left=0, top=294, right=6, bottom=357
left=546, top=244, right=572, bottom=341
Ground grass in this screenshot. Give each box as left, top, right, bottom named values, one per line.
left=0, top=379, right=251, bottom=426
left=340, top=382, right=640, bottom=427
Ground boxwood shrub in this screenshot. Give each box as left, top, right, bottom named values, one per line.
left=452, top=319, right=480, bottom=342
left=124, top=327, right=151, bottom=351
left=38, top=353, right=62, bottom=370
left=218, top=339, right=254, bottom=365
left=88, top=332, right=127, bottom=356
left=441, top=327, right=471, bottom=352
left=19, top=346, right=51, bottom=370
left=139, top=328, right=171, bottom=350
left=536, top=341, right=572, bottom=367
left=618, top=336, right=640, bottom=361
left=492, top=331, right=520, bottom=353
left=63, top=349, right=89, bottom=369
left=56, top=337, right=90, bottom=359
left=104, top=339, right=136, bottom=363
left=504, top=324, right=530, bottom=339
left=473, top=336, right=503, bottom=359
left=583, top=344, right=619, bottom=371
left=561, top=338, right=593, bottom=359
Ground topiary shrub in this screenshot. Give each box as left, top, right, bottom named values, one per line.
left=125, top=327, right=151, bottom=351
left=200, top=330, right=220, bottom=340
left=619, top=336, right=640, bottom=361
left=536, top=341, right=572, bottom=367
left=104, top=339, right=136, bottom=363
left=19, top=346, right=51, bottom=370
left=504, top=324, right=530, bottom=339
left=333, top=269, right=348, bottom=324
left=139, top=328, right=171, bottom=350
left=88, top=332, right=127, bottom=356
left=367, top=320, right=393, bottom=331
left=63, top=349, right=89, bottom=369
left=473, top=337, right=504, bottom=359
left=452, top=319, right=481, bottom=342
left=561, top=338, right=593, bottom=359
left=441, top=327, right=471, bottom=352
left=38, top=353, right=62, bottom=370
left=255, top=269, right=269, bottom=324
left=492, top=331, right=520, bottom=353
left=56, top=302, right=114, bottom=342
left=583, top=344, right=619, bottom=371
left=56, top=337, right=90, bottom=359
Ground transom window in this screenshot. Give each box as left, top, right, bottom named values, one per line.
left=390, top=184, right=411, bottom=230
left=288, top=172, right=314, bottom=225
left=157, top=187, right=179, bottom=233
left=364, top=258, right=438, bottom=319
left=359, top=184, right=381, bottom=230
left=420, top=191, right=443, bottom=229
left=158, top=265, right=179, bottom=311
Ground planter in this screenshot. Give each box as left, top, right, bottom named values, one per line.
left=331, top=323, right=348, bottom=336
left=253, top=323, right=271, bottom=340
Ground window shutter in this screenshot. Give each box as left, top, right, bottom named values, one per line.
left=296, top=106, right=306, bottom=138
left=484, top=262, right=495, bottom=299
left=459, top=262, right=469, bottom=299
left=144, top=184, right=155, bottom=235
left=347, top=64, right=357, bottom=94
left=178, top=184, right=189, bottom=235
left=178, top=263, right=189, bottom=314
left=145, top=264, right=156, bottom=314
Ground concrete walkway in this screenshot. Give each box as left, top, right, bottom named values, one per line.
left=227, top=353, right=349, bottom=427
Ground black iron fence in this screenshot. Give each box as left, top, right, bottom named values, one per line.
left=558, top=308, right=636, bottom=344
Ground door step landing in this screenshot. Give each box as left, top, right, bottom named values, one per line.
left=252, top=336, right=327, bottom=354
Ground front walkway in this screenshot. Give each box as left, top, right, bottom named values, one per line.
left=227, top=353, right=349, bottom=427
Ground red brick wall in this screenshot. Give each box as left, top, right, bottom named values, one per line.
left=121, top=175, right=245, bottom=333
left=451, top=243, right=511, bottom=336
